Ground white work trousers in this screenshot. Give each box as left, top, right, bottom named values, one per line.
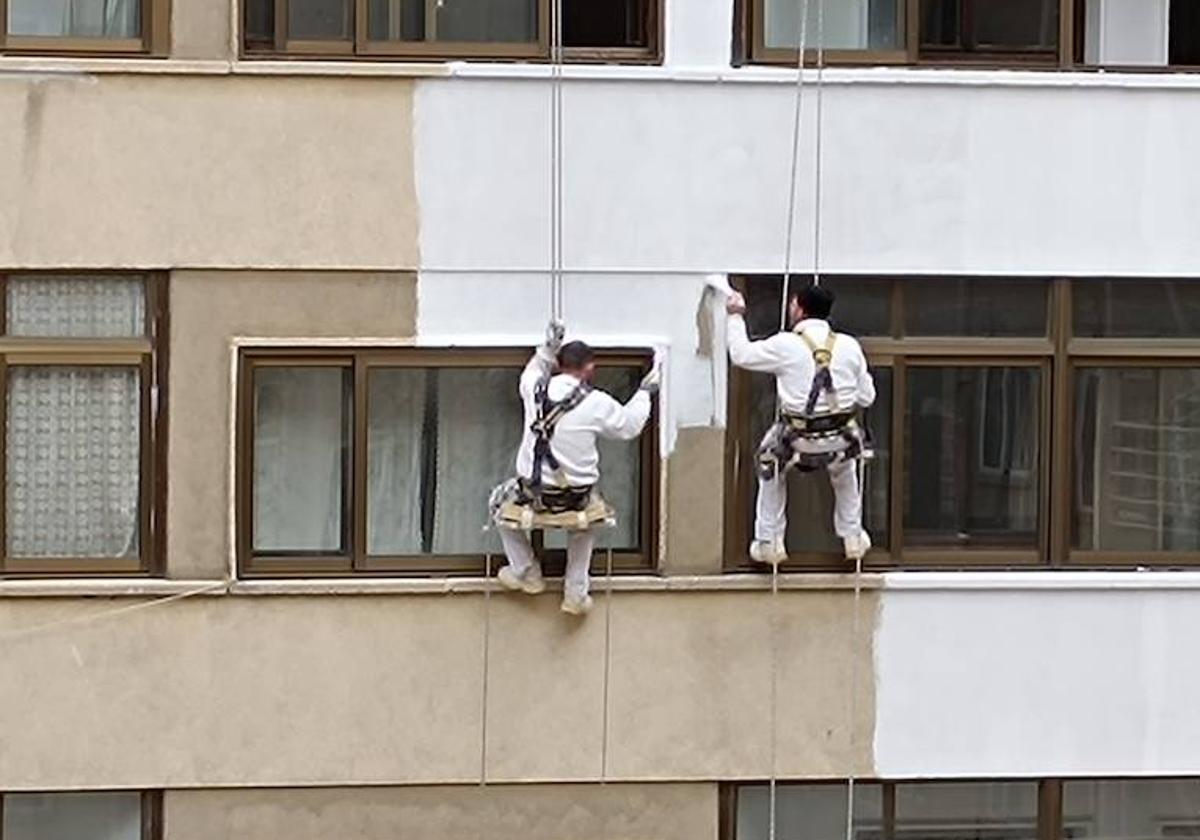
left=498, top=528, right=597, bottom=599
left=755, top=459, right=862, bottom=543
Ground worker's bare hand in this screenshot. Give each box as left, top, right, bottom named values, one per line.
left=639, top=364, right=662, bottom=395
left=726, top=292, right=747, bottom=316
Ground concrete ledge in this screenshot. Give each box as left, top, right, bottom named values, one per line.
left=3, top=56, right=1200, bottom=90
left=0, top=579, right=229, bottom=598
left=883, top=570, right=1200, bottom=591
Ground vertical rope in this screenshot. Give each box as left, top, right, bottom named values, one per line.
left=549, top=0, right=566, bottom=322
left=771, top=4, right=812, bottom=837
left=479, top=549, right=493, bottom=786
left=812, top=0, right=827, bottom=289
left=845, top=459, right=866, bottom=840
left=600, top=536, right=615, bottom=782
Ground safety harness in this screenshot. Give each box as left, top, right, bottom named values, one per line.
left=757, top=327, right=870, bottom=481
left=491, top=374, right=616, bottom=532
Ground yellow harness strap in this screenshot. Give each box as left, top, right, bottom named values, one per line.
left=796, top=328, right=837, bottom=367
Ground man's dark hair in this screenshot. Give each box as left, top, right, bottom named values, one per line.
left=795, top=284, right=835, bottom=320
left=557, top=340, right=595, bottom=371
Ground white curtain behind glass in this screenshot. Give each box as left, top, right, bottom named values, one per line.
left=7, top=275, right=144, bottom=338
left=367, top=368, right=426, bottom=555
left=253, top=368, right=346, bottom=553
left=765, top=0, right=871, bottom=49
left=3, top=792, right=141, bottom=840
left=8, top=0, right=140, bottom=37
left=432, top=368, right=524, bottom=554
left=7, top=367, right=140, bottom=559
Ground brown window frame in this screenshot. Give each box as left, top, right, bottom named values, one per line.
left=242, top=0, right=663, bottom=64
left=0, top=790, right=162, bottom=840
left=721, top=779, right=1080, bottom=840
left=739, top=0, right=1077, bottom=68
left=0, top=0, right=170, bottom=56
left=725, top=276, right=1200, bottom=571
left=0, top=272, right=168, bottom=579
left=237, top=346, right=659, bottom=578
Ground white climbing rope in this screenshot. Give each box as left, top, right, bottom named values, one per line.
left=600, top=535, right=615, bottom=782
left=479, top=548, right=494, bottom=785
left=549, top=0, right=566, bottom=322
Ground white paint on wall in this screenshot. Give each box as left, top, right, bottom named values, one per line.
left=416, top=271, right=729, bottom=453
left=874, top=586, right=1200, bottom=778
left=665, top=0, right=735, bottom=69
left=414, top=76, right=1200, bottom=276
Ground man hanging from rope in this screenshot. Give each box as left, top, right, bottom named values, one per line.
left=491, top=320, right=659, bottom=615
left=726, top=284, right=875, bottom=566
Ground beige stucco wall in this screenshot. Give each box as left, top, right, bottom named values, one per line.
left=0, top=75, right=417, bottom=269
left=0, top=589, right=876, bottom=790
left=662, top=427, right=726, bottom=575
left=165, top=783, right=719, bottom=840
left=173, top=0, right=232, bottom=60
left=168, top=271, right=417, bottom=579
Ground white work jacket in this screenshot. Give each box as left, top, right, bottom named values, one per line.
left=727, top=315, right=876, bottom=416
left=515, top=347, right=651, bottom=488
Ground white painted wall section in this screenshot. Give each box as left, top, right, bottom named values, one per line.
left=874, top=581, right=1200, bottom=778
left=415, top=75, right=1200, bottom=275
left=416, top=271, right=729, bottom=451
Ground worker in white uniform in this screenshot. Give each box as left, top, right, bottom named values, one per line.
left=496, top=321, right=659, bottom=615
left=726, top=284, right=875, bottom=565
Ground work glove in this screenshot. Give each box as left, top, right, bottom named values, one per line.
left=538, top=318, right=566, bottom=363
left=639, top=364, right=662, bottom=395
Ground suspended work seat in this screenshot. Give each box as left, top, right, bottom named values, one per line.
left=490, top=477, right=615, bottom=532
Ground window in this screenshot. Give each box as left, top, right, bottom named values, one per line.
left=742, top=0, right=1078, bottom=65
left=728, top=779, right=1200, bottom=840
left=0, top=791, right=159, bottom=840
left=242, top=0, right=661, bottom=62
left=0, top=273, right=167, bottom=578
left=1080, top=0, right=1200, bottom=68
left=1, top=0, right=169, bottom=55
left=727, top=276, right=1200, bottom=570
left=238, top=348, right=656, bottom=577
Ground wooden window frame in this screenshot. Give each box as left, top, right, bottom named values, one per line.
left=0, top=272, right=168, bottom=579
left=0, top=0, right=170, bottom=56
left=243, top=0, right=663, bottom=64
left=740, top=0, right=1077, bottom=69
left=0, top=790, right=162, bottom=839
left=720, top=779, right=1067, bottom=840
left=237, top=346, right=659, bottom=578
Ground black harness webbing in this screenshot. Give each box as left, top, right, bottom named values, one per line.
left=528, top=377, right=591, bottom=498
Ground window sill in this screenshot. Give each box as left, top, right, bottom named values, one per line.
left=5, top=56, right=1200, bottom=91
left=883, top=570, right=1200, bottom=591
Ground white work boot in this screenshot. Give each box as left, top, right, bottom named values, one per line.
left=561, top=593, right=594, bottom=616
left=749, top=537, right=788, bottom=566
left=497, top=564, right=546, bottom=595
left=843, top=531, right=872, bottom=563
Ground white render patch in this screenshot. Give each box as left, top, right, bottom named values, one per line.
left=874, top=582, right=1200, bottom=778
left=416, top=271, right=729, bottom=455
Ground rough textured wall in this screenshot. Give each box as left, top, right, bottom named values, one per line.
left=168, top=271, right=417, bottom=579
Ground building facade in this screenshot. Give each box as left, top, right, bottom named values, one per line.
left=2, top=0, right=1200, bottom=837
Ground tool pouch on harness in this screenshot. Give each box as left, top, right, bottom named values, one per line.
left=755, top=328, right=872, bottom=481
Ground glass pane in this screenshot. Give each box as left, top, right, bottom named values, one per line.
left=973, top=0, right=1058, bottom=49
left=1171, top=0, right=1200, bottom=66
left=367, top=367, right=524, bottom=556
left=244, top=0, right=275, bottom=45
left=1073, top=279, right=1200, bottom=338
left=764, top=0, right=901, bottom=51
left=288, top=0, right=351, bottom=40
left=546, top=366, right=645, bottom=553
left=747, top=368, right=891, bottom=554
left=565, top=0, right=650, bottom=48
left=367, top=0, right=537, bottom=44
left=895, top=782, right=1040, bottom=840
left=253, top=367, right=350, bottom=553
left=7, top=275, right=145, bottom=338
left=1064, top=779, right=1200, bottom=840
left=7, top=367, right=140, bottom=560
left=904, top=278, right=1048, bottom=337
left=8, top=0, right=140, bottom=37
left=3, top=792, right=142, bottom=840
left=736, top=782, right=884, bottom=840
left=922, top=0, right=1057, bottom=50
left=1073, top=368, right=1200, bottom=552
left=743, top=277, right=892, bottom=339
left=905, top=367, right=1041, bottom=550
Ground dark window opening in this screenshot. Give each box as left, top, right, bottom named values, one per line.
left=920, top=0, right=1059, bottom=58
left=1170, top=0, right=1200, bottom=65
left=564, top=0, right=651, bottom=49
